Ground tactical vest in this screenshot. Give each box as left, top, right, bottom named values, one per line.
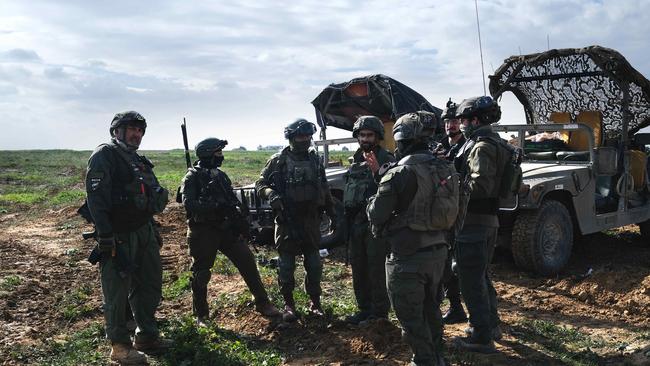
left=389, top=154, right=459, bottom=232
left=187, top=167, right=239, bottom=224
left=278, top=150, right=324, bottom=205
left=105, top=143, right=169, bottom=231
left=343, top=162, right=375, bottom=209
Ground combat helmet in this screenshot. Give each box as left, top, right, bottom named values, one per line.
left=441, top=99, right=458, bottom=121
left=416, top=111, right=438, bottom=131
left=284, top=118, right=317, bottom=140
left=195, top=137, right=228, bottom=159
left=455, top=96, right=501, bottom=124
left=393, top=113, right=424, bottom=141
left=109, top=111, right=147, bottom=136
left=352, top=116, right=384, bottom=140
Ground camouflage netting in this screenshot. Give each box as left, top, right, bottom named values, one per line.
left=489, top=45, right=650, bottom=139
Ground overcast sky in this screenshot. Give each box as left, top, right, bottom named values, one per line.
left=1, top=0, right=649, bottom=150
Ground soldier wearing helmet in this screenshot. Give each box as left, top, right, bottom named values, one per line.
left=368, top=113, right=458, bottom=366
left=451, top=95, right=505, bottom=353
left=255, top=119, right=336, bottom=322
left=343, top=116, right=394, bottom=325
left=180, top=137, right=281, bottom=325
left=436, top=99, right=468, bottom=326
left=84, top=111, right=171, bottom=364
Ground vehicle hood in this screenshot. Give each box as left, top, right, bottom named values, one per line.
left=521, top=162, right=590, bottom=184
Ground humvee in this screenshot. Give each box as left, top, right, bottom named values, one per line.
left=234, top=74, right=440, bottom=248
left=490, top=46, right=650, bottom=275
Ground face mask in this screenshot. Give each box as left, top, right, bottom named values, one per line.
left=212, top=155, right=224, bottom=167
left=290, top=139, right=311, bottom=153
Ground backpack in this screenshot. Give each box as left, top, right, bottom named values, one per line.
left=479, top=136, right=523, bottom=202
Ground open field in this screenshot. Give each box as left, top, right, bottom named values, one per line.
left=1, top=149, right=649, bottom=365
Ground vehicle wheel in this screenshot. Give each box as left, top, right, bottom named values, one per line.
left=639, top=219, right=650, bottom=242
left=319, top=197, right=346, bottom=249
left=511, top=200, right=573, bottom=275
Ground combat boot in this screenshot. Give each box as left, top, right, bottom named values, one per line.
left=442, top=303, right=467, bottom=324
left=282, top=294, right=298, bottom=322
left=192, top=287, right=210, bottom=324
left=308, top=296, right=324, bottom=317
left=452, top=335, right=497, bottom=354
left=133, top=337, right=174, bottom=355
left=345, top=310, right=371, bottom=325
left=255, top=301, right=282, bottom=317
left=110, top=342, right=148, bottom=365
left=464, top=325, right=502, bottom=341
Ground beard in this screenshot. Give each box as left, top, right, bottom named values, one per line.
left=360, top=142, right=374, bottom=152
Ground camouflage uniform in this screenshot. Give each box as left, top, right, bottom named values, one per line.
left=256, top=144, right=335, bottom=312
left=454, top=124, right=504, bottom=346
left=344, top=146, right=394, bottom=321
left=85, top=136, right=168, bottom=346
left=181, top=158, right=276, bottom=320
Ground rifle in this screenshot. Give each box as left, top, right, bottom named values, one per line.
left=176, top=118, right=192, bottom=204
left=206, top=171, right=251, bottom=239
left=182, top=117, right=191, bottom=169
left=268, top=171, right=304, bottom=243
left=77, top=201, right=136, bottom=278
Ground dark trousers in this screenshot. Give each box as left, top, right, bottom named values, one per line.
left=455, top=224, right=499, bottom=342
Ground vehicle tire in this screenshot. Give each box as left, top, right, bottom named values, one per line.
left=511, top=200, right=573, bottom=276
left=639, top=219, right=650, bottom=242
left=319, top=197, right=346, bottom=250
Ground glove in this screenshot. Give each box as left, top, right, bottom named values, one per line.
left=98, top=236, right=115, bottom=254
left=269, top=192, right=284, bottom=211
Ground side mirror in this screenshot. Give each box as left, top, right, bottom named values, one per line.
left=594, top=147, right=618, bottom=176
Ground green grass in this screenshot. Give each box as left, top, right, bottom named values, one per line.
left=514, top=319, right=608, bottom=366
left=158, top=315, right=281, bottom=366
left=163, top=271, right=193, bottom=300
left=0, top=274, right=22, bottom=292
left=57, top=284, right=96, bottom=320
left=7, top=322, right=107, bottom=365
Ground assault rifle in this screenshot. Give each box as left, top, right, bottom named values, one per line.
left=77, top=201, right=136, bottom=278
left=176, top=117, right=193, bottom=204
left=267, top=171, right=304, bottom=243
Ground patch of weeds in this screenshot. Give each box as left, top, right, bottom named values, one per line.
left=213, top=253, right=237, bottom=275
left=515, top=319, right=607, bottom=366
left=50, top=189, right=86, bottom=206
left=0, top=274, right=22, bottom=292
left=163, top=271, right=192, bottom=299
left=159, top=315, right=281, bottom=366
left=57, top=284, right=95, bottom=320
left=9, top=322, right=106, bottom=365
left=0, top=192, right=47, bottom=205
left=0, top=206, right=8, bottom=214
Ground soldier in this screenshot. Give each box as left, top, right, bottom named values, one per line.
left=343, top=116, right=394, bottom=325
left=85, top=111, right=171, bottom=364
left=255, top=119, right=336, bottom=322
left=452, top=96, right=506, bottom=353
left=368, top=113, right=459, bottom=366
left=437, top=100, right=468, bottom=325
left=180, top=137, right=281, bottom=325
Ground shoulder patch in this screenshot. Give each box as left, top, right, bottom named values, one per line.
left=87, top=171, right=104, bottom=192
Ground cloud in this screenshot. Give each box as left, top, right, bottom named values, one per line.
left=0, top=48, right=41, bottom=62
left=0, top=0, right=649, bottom=150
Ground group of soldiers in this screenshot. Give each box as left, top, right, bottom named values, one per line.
left=84, top=94, right=510, bottom=365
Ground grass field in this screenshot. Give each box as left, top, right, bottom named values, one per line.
left=0, top=149, right=350, bottom=213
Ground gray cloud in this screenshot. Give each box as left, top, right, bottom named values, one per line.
left=1, top=48, right=41, bottom=62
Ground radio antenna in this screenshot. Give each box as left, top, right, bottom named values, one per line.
left=475, top=0, right=487, bottom=96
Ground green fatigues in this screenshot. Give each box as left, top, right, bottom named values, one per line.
left=454, top=125, right=504, bottom=343
left=85, top=139, right=168, bottom=344
left=345, top=147, right=393, bottom=317
left=367, top=149, right=449, bottom=366
left=255, top=147, right=334, bottom=300
left=181, top=165, right=271, bottom=318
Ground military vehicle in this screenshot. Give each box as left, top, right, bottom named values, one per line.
left=234, top=74, right=440, bottom=248
left=490, top=46, right=650, bottom=275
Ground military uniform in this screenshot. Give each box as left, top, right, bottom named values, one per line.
left=454, top=125, right=504, bottom=341
left=85, top=137, right=168, bottom=347
left=256, top=140, right=335, bottom=316
left=344, top=146, right=394, bottom=321
left=181, top=153, right=278, bottom=320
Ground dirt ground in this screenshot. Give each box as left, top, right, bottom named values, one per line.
left=1, top=203, right=650, bottom=365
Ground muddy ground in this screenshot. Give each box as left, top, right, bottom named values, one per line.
left=1, top=203, right=649, bottom=365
